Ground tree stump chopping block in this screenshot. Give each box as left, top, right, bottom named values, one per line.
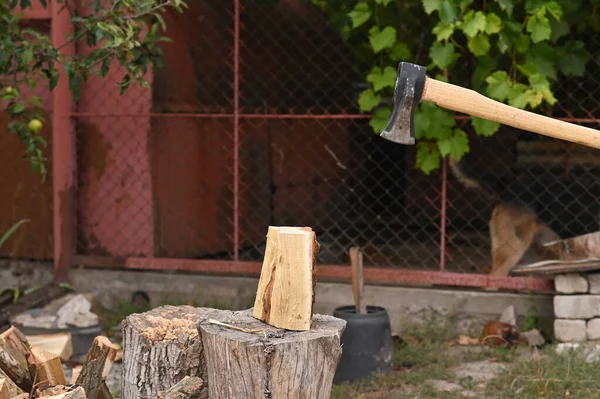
left=199, top=308, right=346, bottom=399
left=120, top=305, right=219, bottom=399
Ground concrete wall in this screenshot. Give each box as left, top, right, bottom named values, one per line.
left=74, top=269, right=554, bottom=334
left=0, top=262, right=552, bottom=335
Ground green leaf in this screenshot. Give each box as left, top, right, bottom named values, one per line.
left=467, top=34, right=490, bottom=56
left=527, top=43, right=559, bottom=80
left=369, top=26, right=397, bottom=53
left=471, top=55, right=497, bottom=89
left=0, top=219, right=29, bottom=249
left=22, top=48, right=33, bottom=66
left=528, top=76, right=557, bottom=106
left=558, top=41, right=590, bottom=77
left=507, top=83, right=528, bottom=108
left=524, top=0, right=544, bottom=14
left=389, top=42, right=411, bottom=61
left=416, top=142, right=441, bottom=175
left=497, top=33, right=511, bottom=53
left=524, top=89, right=543, bottom=108
left=422, top=0, right=442, bottom=14
left=348, top=2, right=371, bottom=28
left=432, top=22, right=455, bottom=41
left=49, top=74, right=59, bottom=91
left=69, top=76, right=82, bottom=101
left=358, top=89, right=381, bottom=112
left=414, top=103, right=455, bottom=140
left=11, top=103, right=25, bottom=114
left=550, top=18, right=569, bottom=43
left=461, top=10, right=486, bottom=38
left=526, top=14, right=551, bottom=43
left=485, top=13, right=502, bottom=35
left=438, top=129, right=470, bottom=161
left=485, top=70, right=512, bottom=101
left=101, top=58, right=111, bottom=77
left=471, top=117, right=500, bottom=136
left=369, top=107, right=392, bottom=133
left=367, top=66, right=397, bottom=92
left=430, top=42, right=455, bottom=69
left=439, top=0, right=457, bottom=24
left=497, top=0, right=514, bottom=16
left=545, top=1, right=563, bottom=20
left=118, top=74, right=131, bottom=95
left=516, top=34, right=531, bottom=53
left=517, top=62, right=539, bottom=77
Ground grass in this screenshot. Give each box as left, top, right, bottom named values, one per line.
left=92, top=297, right=600, bottom=398
left=331, top=318, right=600, bottom=399
left=486, top=345, right=600, bottom=398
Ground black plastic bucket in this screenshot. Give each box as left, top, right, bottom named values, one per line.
left=333, top=305, right=394, bottom=384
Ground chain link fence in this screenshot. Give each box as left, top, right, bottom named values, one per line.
left=60, top=1, right=600, bottom=280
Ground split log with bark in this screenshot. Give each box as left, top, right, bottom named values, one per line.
left=252, top=226, right=320, bottom=331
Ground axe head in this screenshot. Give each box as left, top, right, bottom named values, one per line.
left=379, top=62, right=427, bottom=145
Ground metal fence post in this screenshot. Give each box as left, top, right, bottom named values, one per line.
left=51, top=0, right=76, bottom=282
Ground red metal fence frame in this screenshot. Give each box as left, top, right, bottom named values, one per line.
left=36, top=0, right=600, bottom=293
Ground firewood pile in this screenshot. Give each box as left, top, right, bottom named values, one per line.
left=0, top=324, right=120, bottom=399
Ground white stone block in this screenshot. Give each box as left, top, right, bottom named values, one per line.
left=588, top=274, right=600, bottom=294
left=554, top=319, right=587, bottom=342
left=555, top=274, right=588, bottom=294
left=588, top=318, right=600, bottom=340
left=554, top=295, right=600, bottom=319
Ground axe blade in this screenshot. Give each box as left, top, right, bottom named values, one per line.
left=380, top=62, right=427, bottom=145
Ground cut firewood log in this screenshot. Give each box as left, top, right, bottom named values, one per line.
left=41, top=386, right=87, bottom=399
left=0, top=378, right=9, bottom=399
left=121, top=305, right=219, bottom=399
left=75, top=336, right=117, bottom=399
left=0, top=368, right=23, bottom=397
left=28, top=347, right=67, bottom=387
left=26, top=333, right=73, bottom=363
left=199, top=308, right=345, bottom=399
left=252, top=226, right=320, bottom=331
left=156, top=376, right=205, bottom=399
left=36, top=384, right=70, bottom=397
left=70, top=366, right=82, bottom=384
left=0, top=325, right=33, bottom=391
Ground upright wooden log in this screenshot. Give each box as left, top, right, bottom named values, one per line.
left=121, top=305, right=219, bottom=399
left=28, top=346, right=67, bottom=386
left=0, top=325, right=33, bottom=391
left=199, top=308, right=346, bottom=399
left=75, top=336, right=117, bottom=399
left=253, top=226, right=320, bottom=331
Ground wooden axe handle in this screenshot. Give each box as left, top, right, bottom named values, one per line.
left=423, top=78, right=600, bottom=149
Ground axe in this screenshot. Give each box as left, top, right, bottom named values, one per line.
left=380, top=62, right=600, bottom=149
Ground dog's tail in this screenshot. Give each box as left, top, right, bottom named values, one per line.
left=448, top=157, right=500, bottom=202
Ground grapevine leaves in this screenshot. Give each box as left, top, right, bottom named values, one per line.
left=327, top=0, right=591, bottom=175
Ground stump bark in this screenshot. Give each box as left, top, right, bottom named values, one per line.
left=122, top=306, right=345, bottom=399
left=120, top=305, right=219, bottom=399
left=199, top=308, right=346, bottom=399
